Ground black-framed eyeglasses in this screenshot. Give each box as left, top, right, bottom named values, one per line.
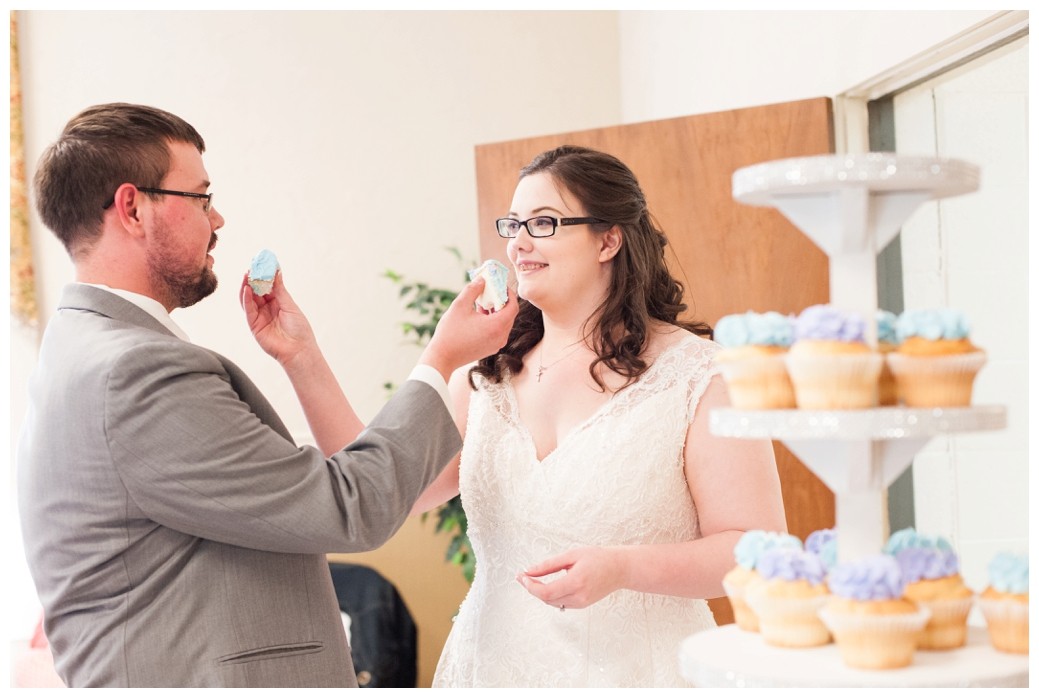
left=103, top=186, right=214, bottom=213
left=496, top=215, right=610, bottom=239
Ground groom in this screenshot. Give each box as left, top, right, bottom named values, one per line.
left=17, top=102, right=516, bottom=687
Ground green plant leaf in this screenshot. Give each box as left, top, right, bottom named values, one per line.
left=383, top=256, right=475, bottom=585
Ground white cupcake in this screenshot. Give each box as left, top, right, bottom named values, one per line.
left=786, top=305, right=882, bottom=409
left=714, top=311, right=796, bottom=410
left=820, top=555, right=930, bottom=670
left=746, top=547, right=831, bottom=648
left=721, top=530, right=802, bottom=632
left=978, top=552, right=1029, bottom=654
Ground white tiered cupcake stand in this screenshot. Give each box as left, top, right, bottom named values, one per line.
left=678, top=154, right=1026, bottom=688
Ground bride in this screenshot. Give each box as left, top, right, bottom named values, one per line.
left=413, top=145, right=787, bottom=687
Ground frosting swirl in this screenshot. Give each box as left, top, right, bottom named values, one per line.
left=715, top=311, right=793, bottom=348
left=805, top=528, right=837, bottom=570
left=794, top=304, right=866, bottom=342
left=733, top=530, right=802, bottom=569
left=756, top=547, right=827, bottom=586
left=876, top=309, right=898, bottom=345
left=895, top=547, right=960, bottom=583
left=828, top=554, right=905, bottom=601
left=988, top=552, right=1029, bottom=595
left=883, top=527, right=954, bottom=556
left=896, top=308, right=971, bottom=342
left=249, top=248, right=279, bottom=280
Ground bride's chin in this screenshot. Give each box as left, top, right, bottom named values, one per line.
left=516, top=284, right=545, bottom=307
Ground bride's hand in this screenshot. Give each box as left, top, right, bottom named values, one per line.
left=240, top=271, right=317, bottom=366
left=516, top=546, right=630, bottom=610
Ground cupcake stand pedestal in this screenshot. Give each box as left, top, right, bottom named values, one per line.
left=677, top=154, right=1024, bottom=687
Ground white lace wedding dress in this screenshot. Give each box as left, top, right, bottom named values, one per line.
left=433, top=333, right=719, bottom=687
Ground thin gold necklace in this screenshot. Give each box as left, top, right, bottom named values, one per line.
left=536, top=341, right=585, bottom=382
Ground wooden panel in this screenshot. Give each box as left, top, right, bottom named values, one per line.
left=473, top=98, right=837, bottom=626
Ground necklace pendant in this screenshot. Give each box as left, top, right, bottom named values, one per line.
left=537, top=365, right=545, bottom=382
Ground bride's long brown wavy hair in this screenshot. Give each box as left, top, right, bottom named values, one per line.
left=471, top=145, right=712, bottom=391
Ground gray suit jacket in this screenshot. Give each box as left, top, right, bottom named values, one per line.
left=17, top=284, right=461, bottom=687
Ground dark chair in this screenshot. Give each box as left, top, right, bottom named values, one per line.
left=328, top=562, right=417, bottom=687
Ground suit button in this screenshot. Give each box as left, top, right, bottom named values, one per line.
left=357, top=670, right=372, bottom=686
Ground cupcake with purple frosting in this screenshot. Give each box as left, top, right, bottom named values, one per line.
left=819, top=555, right=930, bottom=669
left=714, top=311, right=796, bottom=409
left=884, top=527, right=973, bottom=650
left=785, top=305, right=883, bottom=409
left=722, top=530, right=802, bottom=632
left=746, top=547, right=831, bottom=647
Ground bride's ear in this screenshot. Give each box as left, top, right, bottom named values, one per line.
left=598, top=226, right=622, bottom=262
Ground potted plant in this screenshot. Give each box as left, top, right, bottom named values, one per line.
left=383, top=247, right=475, bottom=583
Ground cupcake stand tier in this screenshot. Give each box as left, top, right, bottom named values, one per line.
left=731, top=154, right=980, bottom=345
left=677, top=154, right=1021, bottom=688
left=710, top=405, right=1006, bottom=563
left=680, top=625, right=1028, bottom=688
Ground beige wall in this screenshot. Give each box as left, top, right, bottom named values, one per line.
left=617, top=10, right=996, bottom=120
left=16, top=10, right=622, bottom=427
left=10, top=8, right=1011, bottom=688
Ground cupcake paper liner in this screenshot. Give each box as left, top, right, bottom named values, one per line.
left=978, top=597, right=1029, bottom=654
left=722, top=578, right=760, bottom=632
left=718, top=355, right=796, bottom=409
left=818, top=606, right=931, bottom=670
left=784, top=353, right=883, bottom=410
left=819, top=604, right=931, bottom=635
left=877, top=345, right=898, bottom=406
left=746, top=590, right=832, bottom=648
left=886, top=351, right=986, bottom=407
left=914, top=596, right=974, bottom=650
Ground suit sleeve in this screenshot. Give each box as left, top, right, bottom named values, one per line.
left=104, top=339, right=461, bottom=554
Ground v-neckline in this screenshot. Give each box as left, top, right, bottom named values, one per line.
left=503, top=334, right=697, bottom=465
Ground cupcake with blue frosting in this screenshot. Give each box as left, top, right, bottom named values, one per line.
left=876, top=309, right=899, bottom=406
left=887, top=308, right=986, bottom=407
left=978, top=552, right=1028, bottom=654
left=746, top=547, right=831, bottom=647
left=885, top=527, right=973, bottom=649
left=785, top=305, right=883, bottom=409
left=714, top=310, right=796, bottom=409
left=468, top=259, right=510, bottom=312
left=819, top=555, right=930, bottom=669
left=247, top=249, right=279, bottom=296
left=721, top=529, right=802, bottom=632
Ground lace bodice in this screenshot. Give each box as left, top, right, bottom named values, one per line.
left=433, top=334, right=720, bottom=687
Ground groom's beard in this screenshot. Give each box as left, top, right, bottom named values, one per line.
left=147, top=227, right=219, bottom=309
